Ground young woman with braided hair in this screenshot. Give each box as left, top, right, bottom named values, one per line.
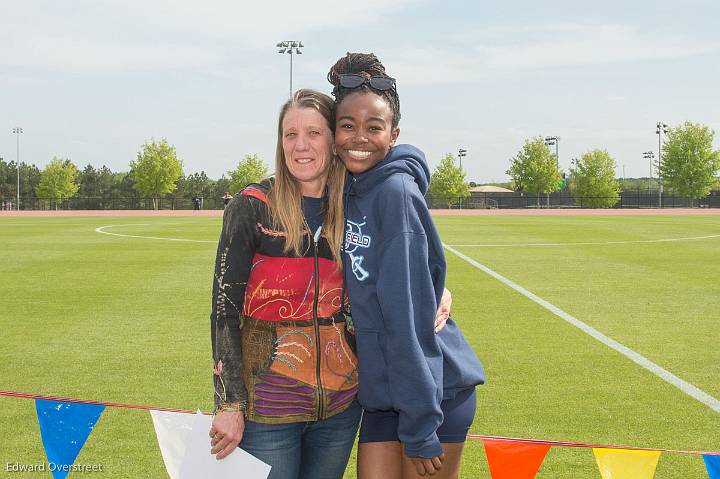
left=208, top=87, right=455, bottom=478
left=327, top=52, right=485, bottom=479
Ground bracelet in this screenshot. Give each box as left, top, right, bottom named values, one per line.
left=216, top=401, right=246, bottom=413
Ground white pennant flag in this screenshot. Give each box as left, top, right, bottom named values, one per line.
left=150, top=410, right=196, bottom=479
left=179, top=412, right=271, bottom=479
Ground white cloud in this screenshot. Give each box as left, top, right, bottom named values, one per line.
left=383, top=23, right=720, bottom=84
left=3, top=34, right=221, bottom=73
left=1, top=0, right=421, bottom=73
left=126, top=0, right=420, bottom=40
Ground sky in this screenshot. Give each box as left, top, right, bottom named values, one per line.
left=2, top=0, right=720, bottom=183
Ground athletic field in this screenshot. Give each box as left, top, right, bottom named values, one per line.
left=1, top=212, right=719, bottom=478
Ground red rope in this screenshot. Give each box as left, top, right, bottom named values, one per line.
left=0, top=390, right=211, bottom=415
left=467, top=434, right=720, bottom=456
left=2, top=389, right=717, bottom=455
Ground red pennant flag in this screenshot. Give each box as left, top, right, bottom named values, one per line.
left=483, top=439, right=551, bottom=479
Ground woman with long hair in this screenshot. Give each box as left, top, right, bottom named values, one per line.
left=208, top=88, right=452, bottom=479
left=209, top=89, right=360, bottom=479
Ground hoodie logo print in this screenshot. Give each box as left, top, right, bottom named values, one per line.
left=345, top=218, right=371, bottom=281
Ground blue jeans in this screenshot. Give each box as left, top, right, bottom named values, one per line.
left=240, top=401, right=362, bottom=479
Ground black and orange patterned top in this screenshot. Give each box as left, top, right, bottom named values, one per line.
left=211, top=180, right=358, bottom=424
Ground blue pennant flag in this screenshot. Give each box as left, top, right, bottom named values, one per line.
left=35, top=399, right=105, bottom=479
left=705, top=455, right=720, bottom=479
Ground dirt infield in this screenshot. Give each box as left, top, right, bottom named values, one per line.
left=2, top=208, right=719, bottom=218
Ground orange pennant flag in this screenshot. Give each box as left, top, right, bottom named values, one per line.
left=593, top=448, right=661, bottom=479
left=483, top=439, right=551, bottom=479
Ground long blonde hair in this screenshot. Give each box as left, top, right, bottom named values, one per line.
left=269, top=89, right=346, bottom=266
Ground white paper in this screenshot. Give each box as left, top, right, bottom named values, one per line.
left=149, top=410, right=196, bottom=479
left=179, top=411, right=271, bottom=479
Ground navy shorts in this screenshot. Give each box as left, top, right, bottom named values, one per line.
left=358, top=388, right=476, bottom=444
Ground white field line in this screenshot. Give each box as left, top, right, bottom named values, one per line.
left=448, top=234, right=720, bottom=248
left=444, top=244, right=720, bottom=414
left=95, top=224, right=215, bottom=243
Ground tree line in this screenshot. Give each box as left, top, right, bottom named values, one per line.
left=429, top=121, right=720, bottom=208
left=2, top=122, right=719, bottom=209
left=0, top=138, right=269, bottom=209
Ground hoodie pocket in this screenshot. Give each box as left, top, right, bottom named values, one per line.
left=355, top=330, right=392, bottom=409
left=437, top=319, right=486, bottom=396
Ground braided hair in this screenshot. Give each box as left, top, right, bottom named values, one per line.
left=327, top=52, right=401, bottom=128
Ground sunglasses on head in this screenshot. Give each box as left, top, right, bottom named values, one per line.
left=339, top=74, right=396, bottom=91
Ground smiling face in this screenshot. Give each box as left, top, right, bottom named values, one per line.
left=281, top=106, right=334, bottom=197
left=334, top=92, right=400, bottom=175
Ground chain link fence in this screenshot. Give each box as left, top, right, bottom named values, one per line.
left=0, top=196, right=228, bottom=211
left=2, top=191, right=719, bottom=211
left=425, top=190, right=720, bottom=209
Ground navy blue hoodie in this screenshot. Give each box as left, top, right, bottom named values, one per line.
left=342, top=144, right=485, bottom=459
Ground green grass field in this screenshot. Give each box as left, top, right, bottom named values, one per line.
left=1, top=214, right=719, bottom=478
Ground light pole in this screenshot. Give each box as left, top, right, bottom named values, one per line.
left=12, top=127, right=23, bottom=210
left=276, top=40, right=304, bottom=97
left=544, top=136, right=560, bottom=167
left=643, top=151, right=654, bottom=194
left=656, top=122, right=668, bottom=208
left=457, top=148, right=467, bottom=170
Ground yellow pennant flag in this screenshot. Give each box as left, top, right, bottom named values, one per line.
left=593, top=448, right=661, bottom=479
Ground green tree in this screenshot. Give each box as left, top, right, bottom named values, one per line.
left=429, top=153, right=470, bottom=207
left=78, top=164, right=100, bottom=197
left=228, top=154, right=269, bottom=193
left=129, top=138, right=184, bottom=209
left=619, top=177, right=654, bottom=192
left=659, top=122, right=720, bottom=205
left=21, top=163, right=42, bottom=203
left=0, top=159, right=41, bottom=206
left=183, top=171, right=214, bottom=198
left=506, top=137, right=562, bottom=206
left=115, top=172, right=136, bottom=198
left=569, top=149, right=621, bottom=208
left=97, top=166, right=119, bottom=197
left=36, top=157, right=80, bottom=209
left=175, top=171, right=219, bottom=208
left=712, top=176, right=720, bottom=191
left=0, top=158, right=15, bottom=199
left=211, top=175, right=232, bottom=201
left=76, top=165, right=123, bottom=208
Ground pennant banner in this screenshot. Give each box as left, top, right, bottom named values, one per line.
left=705, top=455, right=720, bottom=479
left=593, top=448, right=661, bottom=479
left=2, top=390, right=718, bottom=478
left=35, top=399, right=105, bottom=479
left=150, top=409, right=196, bottom=479
left=483, top=439, right=551, bottom=479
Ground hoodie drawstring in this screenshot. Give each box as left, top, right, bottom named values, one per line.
left=340, top=177, right=354, bottom=316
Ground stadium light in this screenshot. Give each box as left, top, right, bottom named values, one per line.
left=544, top=136, right=560, bottom=167
left=276, top=40, right=304, bottom=97
left=655, top=122, right=669, bottom=207
left=12, top=127, right=23, bottom=210
left=458, top=148, right=467, bottom=169
left=643, top=151, right=655, bottom=193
